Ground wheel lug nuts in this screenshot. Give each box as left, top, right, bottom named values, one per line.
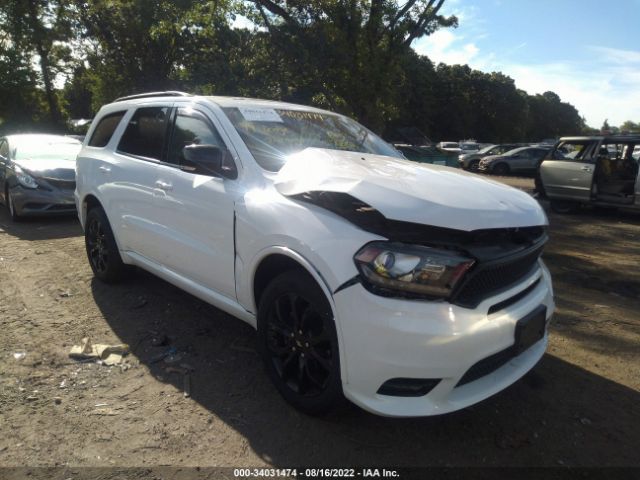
left=298, top=330, right=302, bottom=335
left=291, top=346, right=295, bottom=351
left=304, top=342, right=309, bottom=348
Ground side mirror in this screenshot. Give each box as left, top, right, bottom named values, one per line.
left=182, top=144, right=224, bottom=177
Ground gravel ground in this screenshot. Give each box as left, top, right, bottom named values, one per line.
left=0, top=176, right=638, bottom=470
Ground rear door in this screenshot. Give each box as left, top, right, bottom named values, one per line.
left=540, top=140, right=598, bottom=201
left=101, top=104, right=172, bottom=257
left=151, top=105, right=240, bottom=299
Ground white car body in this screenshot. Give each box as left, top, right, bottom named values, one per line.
left=76, top=94, right=554, bottom=417
left=437, top=141, right=462, bottom=154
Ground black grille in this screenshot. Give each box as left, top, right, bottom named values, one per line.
left=46, top=179, right=76, bottom=190
left=453, top=245, right=544, bottom=308
left=456, top=347, right=515, bottom=387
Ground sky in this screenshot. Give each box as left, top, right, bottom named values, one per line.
left=413, top=0, right=640, bottom=128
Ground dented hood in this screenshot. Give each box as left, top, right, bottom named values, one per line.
left=274, top=148, right=547, bottom=232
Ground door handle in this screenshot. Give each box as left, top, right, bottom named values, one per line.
left=155, top=180, right=173, bottom=191
left=98, top=165, right=111, bottom=174
left=581, top=166, right=592, bottom=172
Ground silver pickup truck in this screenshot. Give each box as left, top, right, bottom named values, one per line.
left=538, top=135, right=640, bottom=213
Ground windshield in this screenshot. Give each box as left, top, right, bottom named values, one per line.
left=222, top=106, right=401, bottom=172
left=478, top=145, right=497, bottom=154
left=14, top=139, right=81, bottom=161
left=503, top=146, right=528, bottom=156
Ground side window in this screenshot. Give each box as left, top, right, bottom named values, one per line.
left=118, top=107, right=170, bottom=160
left=550, top=141, right=596, bottom=161
left=167, top=108, right=237, bottom=178
left=88, top=111, right=126, bottom=147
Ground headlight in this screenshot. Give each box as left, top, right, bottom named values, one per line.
left=15, top=166, right=38, bottom=189
left=354, top=242, right=475, bottom=299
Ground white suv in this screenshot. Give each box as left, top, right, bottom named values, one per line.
left=75, top=92, right=554, bottom=417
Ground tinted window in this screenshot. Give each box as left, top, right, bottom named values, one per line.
left=118, top=107, right=170, bottom=160
left=168, top=108, right=237, bottom=177
left=89, top=111, right=126, bottom=147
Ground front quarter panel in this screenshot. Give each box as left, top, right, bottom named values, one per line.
left=234, top=184, right=382, bottom=315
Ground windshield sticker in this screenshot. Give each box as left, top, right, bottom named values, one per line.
left=239, top=107, right=283, bottom=123
left=278, top=110, right=326, bottom=122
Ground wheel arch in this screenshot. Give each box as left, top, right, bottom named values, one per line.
left=80, top=193, right=103, bottom=228
left=250, top=247, right=335, bottom=316
left=249, top=246, right=349, bottom=384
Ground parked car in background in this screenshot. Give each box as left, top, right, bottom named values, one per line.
left=0, top=134, right=81, bottom=221
left=76, top=91, right=553, bottom=417
left=538, top=135, right=640, bottom=213
left=459, top=141, right=480, bottom=153
left=395, top=144, right=460, bottom=168
left=478, top=146, right=550, bottom=176
left=459, top=144, right=521, bottom=171
left=437, top=141, right=462, bottom=153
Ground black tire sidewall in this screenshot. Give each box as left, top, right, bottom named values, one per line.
left=85, top=207, right=128, bottom=283
left=257, top=270, right=344, bottom=415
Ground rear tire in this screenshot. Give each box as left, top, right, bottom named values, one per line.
left=550, top=199, right=579, bottom=214
left=85, top=206, right=130, bottom=283
left=257, top=270, right=344, bottom=416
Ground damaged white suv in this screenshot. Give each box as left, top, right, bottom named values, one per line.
left=76, top=92, right=554, bottom=417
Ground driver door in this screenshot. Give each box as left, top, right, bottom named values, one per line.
left=151, top=106, right=240, bottom=300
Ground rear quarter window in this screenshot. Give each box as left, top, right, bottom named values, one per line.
left=88, top=111, right=126, bottom=147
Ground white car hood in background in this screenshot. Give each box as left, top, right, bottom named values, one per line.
left=16, top=158, right=76, bottom=181
left=274, top=148, right=547, bottom=231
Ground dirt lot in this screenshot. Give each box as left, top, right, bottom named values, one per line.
left=0, top=176, right=639, bottom=470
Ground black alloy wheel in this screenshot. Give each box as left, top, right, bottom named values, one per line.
left=85, top=207, right=129, bottom=283
left=258, top=270, right=344, bottom=415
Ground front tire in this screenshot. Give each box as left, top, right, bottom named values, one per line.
left=492, top=163, right=510, bottom=176
left=468, top=160, right=480, bottom=172
left=85, top=207, right=130, bottom=283
left=257, top=270, right=344, bottom=415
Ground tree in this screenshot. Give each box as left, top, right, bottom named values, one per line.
left=620, top=120, right=639, bottom=133
left=244, top=1, right=458, bottom=132
left=71, top=0, right=234, bottom=109
left=2, top=1, right=75, bottom=128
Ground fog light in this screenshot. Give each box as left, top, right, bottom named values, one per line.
left=377, top=378, right=441, bottom=397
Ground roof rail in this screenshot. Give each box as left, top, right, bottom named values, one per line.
left=113, top=91, right=192, bottom=102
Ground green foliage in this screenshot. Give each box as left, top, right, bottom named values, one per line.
left=0, top=0, right=593, bottom=142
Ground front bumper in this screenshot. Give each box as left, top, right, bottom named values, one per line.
left=333, top=261, right=554, bottom=417
left=9, top=184, right=77, bottom=217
